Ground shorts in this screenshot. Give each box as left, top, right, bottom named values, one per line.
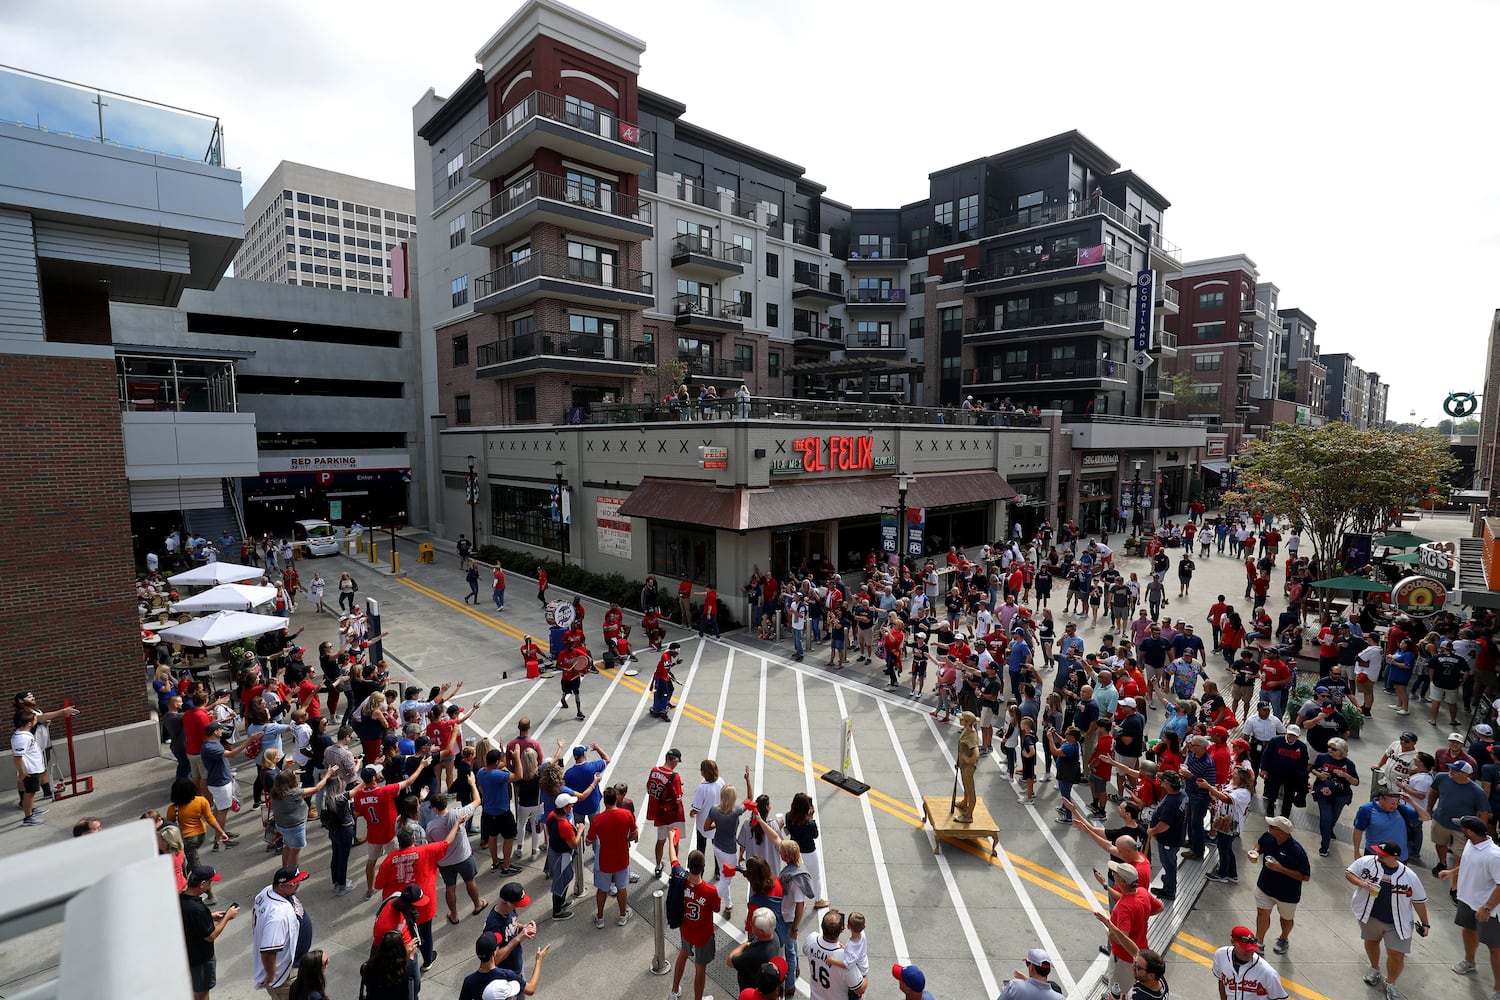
left=189, top=754, right=208, bottom=782
left=208, top=781, right=235, bottom=812
left=1359, top=918, right=1411, bottom=953
left=830, top=637, right=845, bottom=651
left=1456, top=900, right=1500, bottom=946
left=1431, top=822, right=1458, bottom=850
left=1433, top=686, right=1463, bottom=706
left=1113, top=753, right=1140, bottom=774
left=1253, top=889, right=1298, bottom=920
left=189, top=957, right=217, bottom=993
left=912, top=660, right=927, bottom=678
left=655, top=821, right=683, bottom=842
left=1355, top=677, right=1375, bottom=694
left=1088, top=774, right=1108, bottom=795
left=561, top=677, right=580, bottom=695
left=482, top=811, right=518, bottom=841
left=440, top=855, right=478, bottom=887
left=594, top=864, right=630, bottom=892
left=367, top=837, right=392, bottom=861
left=858, top=628, right=873, bottom=646
left=276, top=823, right=307, bottom=849
left=680, top=934, right=715, bottom=965
left=21, top=773, right=40, bottom=794
left=980, top=707, right=1000, bottom=729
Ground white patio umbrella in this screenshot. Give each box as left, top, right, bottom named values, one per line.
left=171, top=584, right=278, bottom=613
left=168, top=562, right=266, bottom=586
left=154, top=610, right=290, bottom=648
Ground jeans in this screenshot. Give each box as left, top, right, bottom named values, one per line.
left=810, top=614, right=823, bottom=642
left=792, top=628, right=804, bottom=658
left=1264, top=688, right=1287, bottom=719
left=1157, top=840, right=1180, bottom=894
left=493, top=586, right=505, bottom=609
left=172, top=745, right=191, bottom=782
left=468, top=581, right=480, bottom=602
left=328, top=823, right=355, bottom=886
left=1187, top=795, right=1210, bottom=856
left=699, top=613, right=719, bottom=639
left=416, top=918, right=434, bottom=967
left=1318, top=796, right=1350, bottom=852
left=1002, top=745, right=1017, bottom=774
left=1215, top=830, right=1238, bottom=878
left=1057, top=781, right=1075, bottom=820
left=1261, top=773, right=1301, bottom=818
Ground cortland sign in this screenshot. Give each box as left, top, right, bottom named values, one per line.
left=771, top=435, right=895, bottom=474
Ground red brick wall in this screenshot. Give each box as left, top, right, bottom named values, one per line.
left=0, top=353, right=144, bottom=733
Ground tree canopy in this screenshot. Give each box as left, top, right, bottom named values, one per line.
left=1223, top=421, right=1457, bottom=576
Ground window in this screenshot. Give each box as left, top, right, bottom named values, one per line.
left=296, top=192, right=310, bottom=203
left=910, top=272, right=925, bottom=297
left=451, top=275, right=468, bottom=307
left=564, top=95, right=599, bottom=132
left=566, top=169, right=613, bottom=209
left=909, top=317, right=925, bottom=338
left=732, top=234, right=754, bottom=263
left=446, top=153, right=464, bottom=191
left=854, top=321, right=893, bottom=348
left=455, top=394, right=472, bottom=425
left=651, top=524, right=717, bottom=587
left=766, top=252, right=779, bottom=277
left=793, top=308, right=817, bottom=335
left=1017, top=190, right=1044, bottom=210
left=449, top=215, right=466, bottom=248
left=489, top=483, right=557, bottom=543
left=939, top=307, right=963, bottom=335
left=934, top=201, right=953, bottom=227
left=941, top=259, right=964, bottom=283
left=910, top=225, right=931, bottom=255
left=958, top=194, right=978, bottom=236
left=766, top=303, right=779, bottom=328
left=1193, top=352, right=1222, bottom=371
left=1195, top=384, right=1221, bottom=402
left=1198, top=290, right=1225, bottom=310
left=283, top=190, right=292, bottom=201
left=567, top=240, right=615, bottom=283
left=452, top=334, right=469, bottom=366
left=828, top=317, right=842, bottom=339
left=514, top=387, right=537, bottom=422
left=942, top=355, right=962, bottom=378
left=734, top=344, right=754, bottom=373
left=768, top=352, right=780, bottom=378
left=1195, top=322, right=1225, bottom=340
left=737, top=289, right=753, bottom=317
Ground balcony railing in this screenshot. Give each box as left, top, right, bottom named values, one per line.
left=472, top=172, right=650, bottom=230
left=671, top=233, right=751, bottom=265
left=476, top=331, right=652, bottom=367
left=974, top=357, right=1129, bottom=384
left=792, top=222, right=822, bottom=248
left=470, top=90, right=653, bottom=164
left=845, top=332, right=908, bottom=351
left=792, top=271, right=844, bottom=294
left=678, top=357, right=748, bottom=378
left=562, top=395, right=1051, bottom=426
left=982, top=194, right=1139, bottom=240
left=847, top=242, right=907, bottom=261
left=1154, top=330, right=1178, bottom=350
left=1238, top=325, right=1258, bottom=343
left=118, top=354, right=238, bottom=412
left=674, top=294, right=744, bottom=322
left=967, top=245, right=1131, bottom=284
left=966, top=300, right=1130, bottom=335
left=1149, top=228, right=1183, bottom=263
left=474, top=252, right=653, bottom=300
left=1158, top=285, right=1180, bottom=308
left=845, top=286, right=908, bottom=305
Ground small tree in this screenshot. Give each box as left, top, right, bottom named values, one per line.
left=1163, top=371, right=1211, bottom=410
left=1277, top=371, right=1299, bottom=401
left=641, top=356, right=688, bottom=404
left=1223, top=421, right=1457, bottom=576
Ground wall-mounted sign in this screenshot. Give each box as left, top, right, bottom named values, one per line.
left=1082, top=452, right=1119, bottom=468
left=259, top=451, right=412, bottom=473
left=1416, top=541, right=1457, bottom=588
left=700, top=446, right=728, bottom=470
left=771, top=435, right=891, bottom=474
left=1207, top=441, right=1226, bottom=457
left=595, top=495, right=632, bottom=559
left=1392, top=574, right=1447, bottom=617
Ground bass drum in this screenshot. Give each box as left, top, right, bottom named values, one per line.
left=544, top=600, right=576, bottom=629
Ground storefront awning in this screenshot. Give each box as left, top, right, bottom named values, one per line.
left=1200, top=461, right=1231, bottom=475
left=618, top=471, right=1018, bottom=532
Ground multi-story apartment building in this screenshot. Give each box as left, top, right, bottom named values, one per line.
left=1365, top=370, right=1389, bottom=428
left=234, top=161, right=416, bottom=295
left=1322, top=352, right=1369, bottom=427
left=0, top=66, right=245, bottom=767
left=1277, top=308, right=1327, bottom=425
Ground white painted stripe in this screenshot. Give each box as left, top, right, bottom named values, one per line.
left=569, top=658, right=631, bottom=746
left=754, top=658, right=768, bottom=793
left=484, top=676, right=551, bottom=742
left=795, top=670, right=830, bottom=902
left=598, top=668, right=655, bottom=789
left=707, top=648, right=734, bottom=761
left=460, top=677, right=532, bottom=740
left=876, top=700, right=999, bottom=999
left=924, top=714, right=1076, bottom=995
left=833, top=685, right=908, bottom=963
left=633, top=641, right=707, bottom=839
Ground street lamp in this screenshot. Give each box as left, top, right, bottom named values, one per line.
left=466, top=453, right=479, bottom=545
left=894, top=472, right=915, bottom=569
left=553, top=460, right=568, bottom=567
left=1131, top=459, right=1144, bottom=539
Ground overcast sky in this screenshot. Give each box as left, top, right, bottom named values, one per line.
left=7, top=0, right=1495, bottom=424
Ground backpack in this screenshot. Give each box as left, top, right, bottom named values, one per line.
left=242, top=730, right=265, bottom=761
left=665, top=866, right=687, bottom=928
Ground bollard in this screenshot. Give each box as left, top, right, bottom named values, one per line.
left=391, top=550, right=401, bottom=575
left=649, top=889, right=670, bottom=975
left=572, top=838, right=586, bottom=898
left=369, top=542, right=378, bottom=564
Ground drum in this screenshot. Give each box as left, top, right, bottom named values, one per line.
left=544, top=600, right=575, bottom=629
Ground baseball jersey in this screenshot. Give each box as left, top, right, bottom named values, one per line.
left=803, top=933, right=864, bottom=1000
left=645, top=766, right=684, bottom=824
left=353, top=782, right=402, bottom=846
left=1210, top=948, right=1288, bottom=1000
left=679, top=877, right=721, bottom=947
left=374, top=841, right=448, bottom=922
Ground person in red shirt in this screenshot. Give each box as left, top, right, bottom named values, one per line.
left=1259, top=654, right=1293, bottom=718
left=698, top=587, right=720, bottom=640
left=295, top=673, right=322, bottom=721
left=602, top=603, right=627, bottom=644
left=492, top=565, right=506, bottom=612
left=505, top=719, right=542, bottom=776
left=882, top=620, right=906, bottom=689
left=1206, top=597, right=1229, bottom=653
left=183, top=684, right=221, bottom=794
left=354, top=755, right=432, bottom=899
left=642, top=609, right=664, bottom=650
left=1094, top=862, right=1160, bottom=992
left=371, top=884, right=423, bottom=959
left=587, top=787, right=638, bottom=927
left=426, top=701, right=480, bottom=791
left=651, top=645, right=681, bottom=720
left=668, top=835, right=722, bottom=1000
left=536, top=566, right=548, bottom=606
left=646, top=748, right=686, bottom=877
left=1207, top=727, right=1234, bottom=785
left=374, top=819, right=463, bottom=971
left=557, top=644, right=592, bottom=722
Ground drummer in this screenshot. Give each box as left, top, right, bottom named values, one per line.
left=557, top=638, right=592, bottom=721
left=602, top=602, right=629, bottom=647
left=641, top=607, right=665, bottom=650
left=649, top=643, right=681, bottom=720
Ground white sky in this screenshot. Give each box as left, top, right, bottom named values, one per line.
left=7, top=0, right=1496, bottom=424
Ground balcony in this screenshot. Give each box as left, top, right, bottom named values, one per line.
left=969, top=357, right=1131, bottom=389
left=1143, top=372, right=1173, bottom=400
left=791, top=270, right=845, bottom=304
left=467, top=91, right=654, bottom=181
left=844, top=331, right=908, bottom=355
left=965, top=245, right=1132, bottom=293
left=476, top=331, right=654, bottom=377
left=1151, top=330, right=1178, bottom=357
left=1148, top=228, right=1183, bottom=267
left=965, top=301, right=1131, bottom=342
left=1236, top=360, right=1257, bottom=379
left=982, top=194, right=1139, bottom=241
left=674, top=294, right=744, bottom=333
left=680, top=356, right=750, bottom=382
left=470, top=172, right=652, bottom=247
left=670, top=234, right=749, bottom=277
left=473, top=252, right=654, bottom=313
left=1240, top=298, right=1267, bottom=318
left=117, top=354, right=258, bottom=478
left=844, top=286, right=908, bottom=309
left=846, top=242, right=907, bottom=266
left=1238, top=325, right=1258, bottom=344
left=1157, top=284, right=1180, bottom=313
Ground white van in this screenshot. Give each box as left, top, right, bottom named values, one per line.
left=293, top=519, right=340, bottom=557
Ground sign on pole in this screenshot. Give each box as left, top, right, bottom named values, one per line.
left=880, top=512, right=897, bottom=553
left=906, top=507, right=926, bottom=558
left=1131, top=350, right=1154, bottom=372
left=1133, top=270, right=1154, bottom=352
left=820, top=715, right=868, bottom=795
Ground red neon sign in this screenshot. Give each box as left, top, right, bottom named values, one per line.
left=792, top=435, right=874, bottom=472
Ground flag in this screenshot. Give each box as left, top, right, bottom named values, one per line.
left=1077, top=245, right=1105, bottom=265
left=618, top=122, right=641, bottom=144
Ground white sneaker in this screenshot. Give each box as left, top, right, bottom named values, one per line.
left=1363, top=967, right=1382, bottom=985
left=1453, top=959, right=1476, bottom=975
left=1384, top=984, right=1401, bottom=1000
left=670, top=992, right=680, bottom=1000
left=594, top=915, right=605, bottom=929
left=618, top=907, right=632, bottom=926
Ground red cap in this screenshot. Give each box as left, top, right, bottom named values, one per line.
left=1230, top=926, right=1262, bottom=951
left=1209, top=726, right=1229, bottom=737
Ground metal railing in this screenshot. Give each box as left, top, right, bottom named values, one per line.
left=473, top=252, right=653, bottom=300
left=845, top=332, right=908, bottom=351
left=1158, top=285, right=1180, bottom=307
left=792, top=270, right=844, bottom=294
left=118, top=354, right=238, bottom=412
left=1064, top=413, right=1206, bottom=427
left=475, top=331, right=653, bottom=367
left=564, top=395, right=1053, bottom=426
left=671, top=179, right=708, bottom=207
left=966, top=300, right=1130, bottom=335
left=845, top=286, right=908, bottom=305
left=671, top=233, right=751, bottom=264
left=1241, top=299, right=1267, bottom=317
left=472, top=172, right=650, bottom=231
left=974, top=357, right=1128, bottom=384
left=966, top=245, right=1131, bottom=284
left=470, top=90, right=653, bottom=164
left=1155, top=330, right=1178, bottom=350
left=678, top=356, right=746, bottom=378
left=1149, top=227, right=1183, bottom=263
left=792, top=222, right=822, bottom=248
left=1238, top=325, right=1258, bottom=343
left=982, top=194, right=1138, bottom=240
left=673, top=294, right=744, bottom=322
left=847, top=242, right=908, bottom=261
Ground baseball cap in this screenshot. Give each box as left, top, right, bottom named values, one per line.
left=1461, top=815, right=1489, bottom=836
left=291, top=647, right=306, bottom=657
left=1230, top=926, right=1262, bottom=952
left=186, top=865, right=221, bottom=886
left=1450, top=760, right=1475, bottom=774
left=573, top=745, right=588, bottom=759
left=1257, top=702, right=1271, bottom=710
left=892, top=964, right=926, bottom=991
left=1478, top=724, right=1495, bottom=738
left=483, top=981, right=522, bottom=1000
left=1448, top=732, right=1465, bottom=743
left=273, top=865, right=309, bottom=886
left=1285, top=724, right=1302, bottom=738
left=1108, top=861, right=1139, bottom=887
left=398, top=885, right=424, bottom=905
left=1370, top=842, right=1403, bottom=859
left=1400, top=731, right=1418, bottom=742
left=554, top=793, right=577, bottom=809
left=1120, top=698, right=1136, bottom=708
left=360, top=765, right=379, bottom=782
left=1314, top=686, right=1329, bottom=694
left=499, top=882, right=531, bottom=907
left=446, top=703, right=461, bottom=716
left=203, top=722, right=225, bottom=736
left=476, top=932, right=502, bottom=960
left=1209, top=726, right=1229, bottom=738
left=1025, top=948, right=1052, bottom=970
left=1266, top=816, right=1293, bottom=834
left=665, top=748, right=682, bottom=761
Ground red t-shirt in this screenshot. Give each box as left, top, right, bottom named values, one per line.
left=1261, top=659, right=1291, bottom=692
left=1109, top=887, right=1153, bottom=959
left=679, top=875, right=721, bottom=947
left=426, top=717, right=458, bottom=754
left=678, top=580, right=693, bottom=599
left=537, top=569, right=548, bottom=589
left=353, top=782, right=402, bottom=846
left=703, top=590, right=718, bottom=616
left=586, top=806, right=636, bottom=873
left=1209, top=744, right=1233, bottom=785
left=297, top=678, right=322, bottom=718
left=184, top=706, right=211, bottom=755
left=374, top=841, right=448, bottom=923
left=493, top=568, right=505, bottom=588
left=372, top=899, right=415, bottom=949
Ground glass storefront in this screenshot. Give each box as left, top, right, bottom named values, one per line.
left=651, top=523, right=716, bottom=585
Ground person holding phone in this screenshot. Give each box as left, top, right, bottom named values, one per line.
left=179, top=865, right=237, bottom=1000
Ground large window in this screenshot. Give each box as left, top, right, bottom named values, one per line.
left=958, top=195, right=978, bottom=236
left=934, top=201, right=953, bottom=227
left=452, top=334, right=469, bottom=366
left=766, top=303, right=779, bottom=328
left=445, top=153, right=464, bottom=191
left=1195, top=322, right=1225, bottom=340
left=454, top=394, right=471, bottom=425
left=490, top=483, right=562, bottom=548
left=514, top=386, right=536, bottom=421
left=939, top=307, right=963, bottom=335
left=909, top=316, right=925, bottom=338
left=768, top=352, right=780, bottom=378
left=567, top=241, right=616, bottom=283
left=1193, top=352, right=1222, bottom=371
left=451, top=275, right=468, bottom=307
left=1198, top=290, right=1225, bottom=310
left=448, top=215, right=466, bottom=248
left=651, top=524, right=717, bottom=586
left=734, top=344, right=754, bottom=373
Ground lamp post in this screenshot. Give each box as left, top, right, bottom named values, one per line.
left=1131, top=459, right=1144, bottom=539
left=894, top=472, right=915, bottom=570
left=466, top=453, right=479, bottom=545
left=553, top=461, right=568, bottom=567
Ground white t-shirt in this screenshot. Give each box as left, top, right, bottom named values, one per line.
left=842, top=933, right=869, bottom=980
left=1211, top=947, right=1288, bottom=1000
left=11, top=729, right=44, bottom=775
left=1456, top=837, right=1500, bottom=910
left=691, top=778, right=724, bottom=836
left=1243, top=715, right=1285, bottom=742
left=1356, top=645, right=1383, bottom=681
left=251, top=887, right=301, bottom=989
left=803, top=933, right=864, bottom=1000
